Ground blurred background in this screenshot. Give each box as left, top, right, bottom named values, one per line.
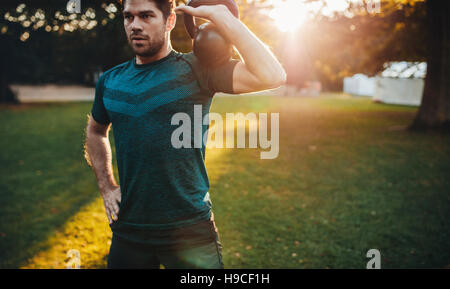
left=0, top=0, right=449, bottom=269
left=0, top=0, right=429, bottom=91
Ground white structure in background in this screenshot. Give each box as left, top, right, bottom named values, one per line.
left=373, top=62, right=426, bottom=106
left=10, top=84, right=95, bottom=102
left=343, top=74, right=376, bottom=97
left=343, top=62, right=427, bottom=106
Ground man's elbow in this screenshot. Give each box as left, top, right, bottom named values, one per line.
left=274, top=69, right=287, bottom=87
left=261, top=69, right=287, bottom=90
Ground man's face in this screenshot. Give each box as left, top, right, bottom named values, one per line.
left=123, top=0, right=170, bottom=58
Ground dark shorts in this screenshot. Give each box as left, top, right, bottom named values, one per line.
left=107, top=219, right=224, bottom=269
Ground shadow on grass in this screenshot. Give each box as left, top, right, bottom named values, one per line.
left=185, top=97, right=450, bottom=269
left=0, top=102, right=111, bottom=268
left=2, top=97, right=450, bottom=269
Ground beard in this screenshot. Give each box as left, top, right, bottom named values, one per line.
left=129, top=26, right=165, bottom=58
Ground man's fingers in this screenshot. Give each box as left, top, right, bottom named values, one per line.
left=102, top=187, right=121, bottom=224
left=106, top=200, right=118, bottom=221
left=175, top=5, right=202, bottom=17
left=174, top=4, right=188, bottom=13
left=105, top=207, right=112, bottom=224
left=112, top=202, right=120, bottom=216
left=110, top=209, right=118, bottom=222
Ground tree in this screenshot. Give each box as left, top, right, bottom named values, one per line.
left=312, top=0, right=449, bottom=130
left=3, top=0, right=446, bottom=129
left=0, top=0, right=276, bottom=103
left=282, top=0, right=447, bottom=130
left=0, top=0, right=133, bottom=103
left=273, top=0, right=427, bottom=90
left=411, top=0, right=450, bottom=130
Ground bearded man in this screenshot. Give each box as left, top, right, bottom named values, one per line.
left=84, top=0, right=286, bottom=269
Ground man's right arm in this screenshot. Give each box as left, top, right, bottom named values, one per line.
left=84, top=115, right=121, bottom=224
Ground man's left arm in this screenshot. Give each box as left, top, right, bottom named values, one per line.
left=175, top=4, right=287, bottom=94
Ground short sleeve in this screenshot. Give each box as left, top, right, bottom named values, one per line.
left=182, top=52, right=239, bottom=94
left=91, top=73, right=111, bottom=125
left=205, top=59, right=239, bottom=93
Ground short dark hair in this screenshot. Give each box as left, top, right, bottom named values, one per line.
left=119, top=0, right=175, bottom=20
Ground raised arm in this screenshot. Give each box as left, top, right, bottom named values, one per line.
left=84, top=115, right=121, bottom=224
left=175, top=4, right=287, bottom=94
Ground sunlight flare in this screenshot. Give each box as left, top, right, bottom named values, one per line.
left=268, top=0, right=309, bottom=32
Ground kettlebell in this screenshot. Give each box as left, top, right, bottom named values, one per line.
left=183, top=0, right=240, bottom=68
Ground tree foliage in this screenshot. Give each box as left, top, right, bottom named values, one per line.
left=0, top=0, right=278, bottom=87
left=281, top=0, right=427, bottom=89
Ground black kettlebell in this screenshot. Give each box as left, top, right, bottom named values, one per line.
left=183, top=0, right=240, bottom=68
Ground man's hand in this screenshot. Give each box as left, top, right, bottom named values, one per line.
left=175, top=3, right=286, bottom=94
left=101, top=185, right=121, bottom=224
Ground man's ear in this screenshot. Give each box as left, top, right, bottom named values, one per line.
left=166, top=12, right=176, bottom=32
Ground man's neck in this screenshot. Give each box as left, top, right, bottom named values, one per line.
left=135, top=44, right=172, bottom=65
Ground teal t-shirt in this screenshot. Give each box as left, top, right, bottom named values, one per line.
left=91, top=50, right=238, bottom=244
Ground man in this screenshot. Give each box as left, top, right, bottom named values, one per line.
left=84, top=0, right=286, bottom=269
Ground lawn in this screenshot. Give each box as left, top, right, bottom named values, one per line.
left=1, top=94, right=449, bottom=269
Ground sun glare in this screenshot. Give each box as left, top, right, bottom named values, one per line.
left=268, top=0, right=308, bottom=32
left=268, top=0, right=353, bottom=32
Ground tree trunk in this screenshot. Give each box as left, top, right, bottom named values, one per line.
left=411, top=0, right=450, bottom=130
left=0, top=80, right=17, bottom=104
left=0, top=35, right=18, bottom=104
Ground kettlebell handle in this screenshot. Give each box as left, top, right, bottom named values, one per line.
left=183, top=0, right=240, bottom=39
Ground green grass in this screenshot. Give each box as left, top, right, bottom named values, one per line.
left=0, top=95, right=449, bottom=268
